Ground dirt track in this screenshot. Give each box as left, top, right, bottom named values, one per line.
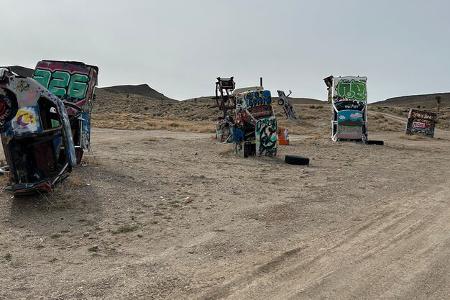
left=1, top=128, right=450, bottom=299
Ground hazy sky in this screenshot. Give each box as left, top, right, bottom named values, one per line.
left=2, top=0, right=450, bottom=102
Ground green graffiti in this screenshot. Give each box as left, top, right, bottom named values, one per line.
left=68, top=74, right=89, bottom=99
left=49, top=71, right=71, bottom=98
left=33, top=69, right=51, bottom=88
left=33, top=69, right=89, bottom=100
left=255, top=117, right=277, bottom=156
left=336, top=79, right=367, bottom=101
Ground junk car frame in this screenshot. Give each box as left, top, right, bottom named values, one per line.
left=0, top=68, right=77, bottom=195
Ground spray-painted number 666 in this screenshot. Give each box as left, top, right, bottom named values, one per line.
left=33, top=69, right=89, bottom=100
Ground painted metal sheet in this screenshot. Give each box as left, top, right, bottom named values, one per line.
left=12, top=106, right=41, bottom=134
left=337, top=110, right=364, bottom=126
left=336, top=125, right=363, bottom=140
left=255, top=116, right=277, bottom=157
left=80, top=111, right=91, bottom=150
left=330, top=76, right=368, bottom=141
left=0, top=73, right=76, bottom=166
left=236, top=90, right=274, bottom=122
left=33, top=61, right=98, bottom=106
left=33, top=61, right=98, bottom=151
left=406, top=109, right=437, bottom=137
left=333, top=77, right=367, bottom=103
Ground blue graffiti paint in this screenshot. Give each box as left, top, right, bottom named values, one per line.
left=337, top=110, right=364, bottom=126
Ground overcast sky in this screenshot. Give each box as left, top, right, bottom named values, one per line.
left=2, top=0, right=449, bottom=102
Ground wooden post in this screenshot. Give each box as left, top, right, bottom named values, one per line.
left=260, top=77, right=263, bottom=88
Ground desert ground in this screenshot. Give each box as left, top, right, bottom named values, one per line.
left=1, top=98, right=450, bottom=299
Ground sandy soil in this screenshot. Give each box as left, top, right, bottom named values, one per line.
left=1, top=127, right=450, bottom=299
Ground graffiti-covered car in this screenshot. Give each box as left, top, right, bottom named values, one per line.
left=33, top=60, right=98, bottom=163
left=276, top=90, right=297, bottom=120
left=0, top=68, right=77, bottom=195
left=233, top=87, right=277, bottom=157
left=324, top=76, right=368, bottom=141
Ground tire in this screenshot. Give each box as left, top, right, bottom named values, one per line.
left=366, top=140, right=384, bottom=145
left=244, top=142, right=256, bottom=158
left=285, top=155, right=309, bottom=165
left=278, top=99, right=285, bottom=106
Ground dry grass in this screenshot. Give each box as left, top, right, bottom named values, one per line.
left=93, top=113, right=215, bottom=133
left=94, top=89, right=449, bottom=133
left=370, top=105, right=450, bottom=130
left=64, top=174, right=86, bottom=189
left=82, top=154, right=102, bottom=166
left=91, top=103, right=445, bottom=137
left=92, top=104, right=330, bottom=137
left=368, top=113, right=405, bottom=132
left=399, top=134, right=430, bottom=141
left=41, top=173, right=88, bottom=210
left=275, top=104, right=330, bottom=136
left=0, top=174, right=10, bottom=187
left=111, top=224, right=139, bottom=234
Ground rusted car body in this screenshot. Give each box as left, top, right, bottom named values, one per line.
left=33, top=60, right=98, bottom=163
left=0, top=68, right=76, bottom=194
left=233, top=87, right=277, bottom=157
left=276, top=90, right=297, bottom=120
left=324, top=76, right=368, bottom=142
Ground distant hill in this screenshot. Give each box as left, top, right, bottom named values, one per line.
left=99, top=84, right=173, bottom=101
left=287, top=97, right=326, bottom=105
left=373, top=92, right=450, bottom=109
left=5, top=66, right=173, bottom=102
left=182, top=97, right=216, bottom=104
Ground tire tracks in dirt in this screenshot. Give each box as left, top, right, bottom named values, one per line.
left=200, top=182, right=450, bottom=299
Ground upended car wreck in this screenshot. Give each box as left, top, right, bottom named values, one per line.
left=0, top=67, right=81, bottom=195
left=33, top=60, right=98, bottom=164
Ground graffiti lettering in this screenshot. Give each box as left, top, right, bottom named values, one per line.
left=33, top=69, right=89, bottom=101
left=336, top=79, right=367, bottom=102
left=244, top=91, right=272, bottom=108
left=248, top=105, right=273, bottom=119
left=410, top=111, right=436, bottom=121
left=49, top=71, right=70, bottom=98
left=406, top=109, right=437, bottom=137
